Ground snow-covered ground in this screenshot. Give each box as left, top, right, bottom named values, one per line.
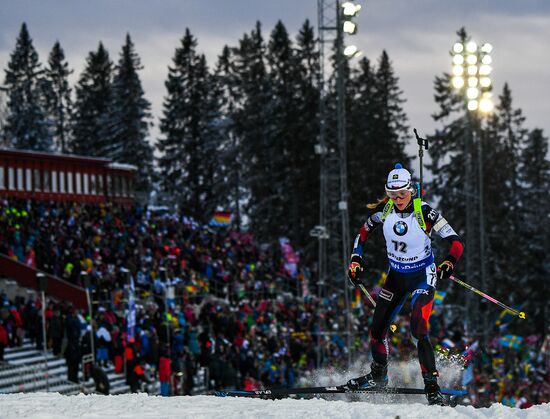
left=0, top=393, right=547, bottom=419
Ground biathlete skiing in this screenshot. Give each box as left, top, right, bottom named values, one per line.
left=346, top=163, right=464, bottom=405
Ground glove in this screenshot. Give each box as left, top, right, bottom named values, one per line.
left=437, top=260, right=454, bottom=280
left=347, top=254, right=365, bottom=286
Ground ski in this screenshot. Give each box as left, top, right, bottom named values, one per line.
left=213, top=385, right=467, bottom=398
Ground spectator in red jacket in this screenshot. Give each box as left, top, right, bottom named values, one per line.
left=0, top=320, right=8, bottom=361
left=158, top=349, right=172, bottom=396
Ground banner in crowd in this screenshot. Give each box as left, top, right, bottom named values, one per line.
left=461, top=340, right=479, bottom=362
left=498, top=334, right=523, bottom=350
left=434, top=290, right=446, bottom=305
left=352, top=287, right=361, bottom=309
left=209, top=211, right=233, bottom=227
left=127, top=276, right=136, bottom=342
left=279, top=237, right=299, bottom=278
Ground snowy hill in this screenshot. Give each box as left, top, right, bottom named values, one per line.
left=0, top=393, right=547, bottom=419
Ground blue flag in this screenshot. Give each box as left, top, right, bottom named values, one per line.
left=434, top=290, right=446, bottom=305
left=498, top=334, right=523, bottom=350
left=127, top=276, right=136, bottom=342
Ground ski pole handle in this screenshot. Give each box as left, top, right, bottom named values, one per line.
left=450, top=275, right=526, bottom=319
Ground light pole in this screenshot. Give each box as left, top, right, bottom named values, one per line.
left=36, top=272, right=49, bottom=391
left=316, top=0, right=362, bottom=370
left=450, top=35, right=493, bottom=342
left=337, top=0, right=361, bottom=368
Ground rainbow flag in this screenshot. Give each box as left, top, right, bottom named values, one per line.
left=209, top=211, right=233, bottom=227
left=352, top=287, right=361, bottom=308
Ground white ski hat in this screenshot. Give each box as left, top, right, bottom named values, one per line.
left=385, top=163, right=412, bottom=192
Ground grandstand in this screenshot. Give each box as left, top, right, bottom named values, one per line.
left=0, top=150, right=546, bottom=405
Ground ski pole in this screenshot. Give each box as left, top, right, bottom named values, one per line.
left=450, top=275, right=526, bottom=319
left=358, top=283, right=397, bottom=333
left=358, top=283, right=376, bottom=308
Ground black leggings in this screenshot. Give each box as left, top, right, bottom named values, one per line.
left=370, top=267, right=437, bottom=375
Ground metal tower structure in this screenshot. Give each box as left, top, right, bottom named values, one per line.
left=314, top=0, right=357, bottom=368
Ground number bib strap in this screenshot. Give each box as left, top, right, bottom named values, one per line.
left=413, top=198, right=426, bottom=231
left=381, top=198, right=426, bottom=233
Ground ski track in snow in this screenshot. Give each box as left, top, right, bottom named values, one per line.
left=0, top=393, right=547, bottom=419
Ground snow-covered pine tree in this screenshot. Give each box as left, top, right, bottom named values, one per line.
left=102, top=34, right=154, bottom=192
left=44, top=41, right=73, bottom=153
left=3, top=23, right=52, bottom=151
left=157, top=29, right=221, bottom=218
left=70, top=42, right=113, bottom=156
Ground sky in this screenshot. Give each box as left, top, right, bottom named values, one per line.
left=1, top=0, right=549, bottom=161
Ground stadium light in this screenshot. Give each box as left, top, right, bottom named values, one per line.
left=341, top=1, right=361, bottom=59
left=452, top=76, right=465, bottom=89
left=452, top=65, right=464, bottom=76
left=343, top=21, right=357, bottom=34
left=481, top=43, right=493, bottom=53
left=342, top=1, right=361, bottom=16
left=344, top=44, right=360, bottom=57
left=466, top=41, right=477, bottom=53
left=466, top=54, right=477, bottom=65
left=479, top=94, right=494, bottom=114
left=450, top=37, right=493, bottom=116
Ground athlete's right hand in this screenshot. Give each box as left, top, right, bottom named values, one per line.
left=347, top=254, right=365, bottom=286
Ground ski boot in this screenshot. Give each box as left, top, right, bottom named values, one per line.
left=423, top=372, right=445, bottom=406
left=347, top=361, right=388, bottom=389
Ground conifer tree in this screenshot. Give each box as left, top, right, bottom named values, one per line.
left=232, top=22, right=274, bottom=239
left=213, top=45, right=243, bottom=227
left=3, top=23, right=52, bottom=151
left=483, top=84, right=529, bottom=297
left=372, top=51, right=410, bottom=167
left=44, top=41, right=73, bottom=153
left=292, top=19, right=321, bottom=248
left=347, top=52, right=411, bottom=270
left=428, top=28, right=471, bottom=244
left=518, top=128, right=549, bottom=328
left=266, top=20, right=299, bottom=242
left=157, top=29, right=221, bottom=218
left=347, top=56, right=378, bottom=258
left=103, top=34, right=154, bottom=192
left=71, top=42, right=113, bottom=156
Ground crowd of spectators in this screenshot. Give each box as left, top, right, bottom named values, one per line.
left=0, top=199, right=548, bottom=407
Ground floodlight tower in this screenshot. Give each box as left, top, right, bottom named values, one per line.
left=316, top=0, right=362, bottom=369
left=450, top=35, right=493, bottom=342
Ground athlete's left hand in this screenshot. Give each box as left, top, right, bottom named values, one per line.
left=437, top=260, right=454, bottom=280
